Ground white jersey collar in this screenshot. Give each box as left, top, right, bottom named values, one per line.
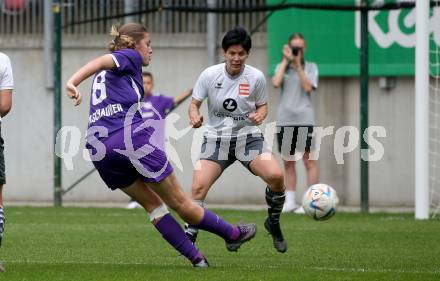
left=223, top=63, right=246, bottom=80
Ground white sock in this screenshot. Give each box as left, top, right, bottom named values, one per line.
left=285, top=191, right=295, bottom=205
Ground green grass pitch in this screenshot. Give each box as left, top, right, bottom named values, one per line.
left=0, top=207, right=439, bottom=281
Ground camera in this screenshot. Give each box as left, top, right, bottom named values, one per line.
left=291, top=46, right=301, bottom=56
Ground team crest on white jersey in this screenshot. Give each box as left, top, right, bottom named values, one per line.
left=239, top=83, right=250, bottom=96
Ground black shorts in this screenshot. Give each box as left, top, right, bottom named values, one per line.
left=0, top=125, right=5, bottom=185
left=199, top=133, right=270, bottom=172
left=276, top=126, right=315, bottom=157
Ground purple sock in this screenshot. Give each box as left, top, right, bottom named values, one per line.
left=154, top=214, right=203, bottom=263
left=193, top=209, right=240, bottom=241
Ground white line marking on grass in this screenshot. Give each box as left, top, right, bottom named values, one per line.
left=3, top=258, right=189, bottom=266
left=4, top=260, right=440, bottom=274
left=10, top=211, right=142, bottom=218
left=309, top=266, right=440, bottom=274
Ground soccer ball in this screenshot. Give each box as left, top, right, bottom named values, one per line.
left=302, top=184, right=339, bottom=221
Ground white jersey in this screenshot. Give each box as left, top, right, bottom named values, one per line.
left=192, top=63, right=268, bottom=138
left=276, top=61, right=318, bottom=126
left=0, top=52, right=14, bottom=90
left=0, top=52, right=13, bottom=122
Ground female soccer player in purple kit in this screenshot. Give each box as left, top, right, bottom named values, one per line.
left=66, top=23, right=256, bottom=267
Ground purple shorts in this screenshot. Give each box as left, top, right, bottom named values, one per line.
left=86, top=125, right=173, bottom=190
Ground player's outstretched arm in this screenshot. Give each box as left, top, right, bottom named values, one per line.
left=174, top=89, right=193, bottom=108
left=188, top=98, right=203, bottom=128
left=66, top=54, right=116, bottom=106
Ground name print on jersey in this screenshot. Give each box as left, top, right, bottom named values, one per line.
left=89, top=103, right=123, bottom=123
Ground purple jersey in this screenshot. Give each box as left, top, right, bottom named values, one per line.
left=84, top=49, right=175, bottom=188
left=87, top=49, right=144, bottom=139
left=141, top=93, right=174, bottom=151
left=141, top=93, right=174, bottom=119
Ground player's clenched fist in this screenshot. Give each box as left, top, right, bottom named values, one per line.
left=66, top=81, right=82, bottom=106
left=190, top=112, right=203, bottom=128
left=188, top=99, right=203, bottom=128
left=248, top=112, right=264, bottom=125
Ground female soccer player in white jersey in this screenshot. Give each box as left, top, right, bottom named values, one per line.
left=66, top=23, right=257, bottom=267
left=186, top=27, right=287, bottom=253
left=0, top=51, right=13, bottom=272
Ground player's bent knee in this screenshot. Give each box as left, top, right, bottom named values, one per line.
left=265, top=171, right=284, bottom=191
left=191, top=183, right=208, bottom=199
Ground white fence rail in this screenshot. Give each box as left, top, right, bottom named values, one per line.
left=0, top=0, right=268, bottom=35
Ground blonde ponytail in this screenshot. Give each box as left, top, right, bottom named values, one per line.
left=107, top=23, right=148, bottom=52
left=110, top=24, right=120, bottom=37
